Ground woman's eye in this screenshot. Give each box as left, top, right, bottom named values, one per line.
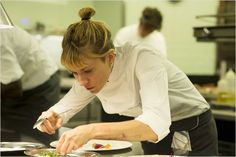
left=84, top=69, right=93, bottom=73
left=72, top=72, right=78, bottom=75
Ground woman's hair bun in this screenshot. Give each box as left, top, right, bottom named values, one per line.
left=79, top=7, right=96, bottom=20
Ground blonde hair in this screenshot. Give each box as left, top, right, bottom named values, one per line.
left=61, top=7, right=114, bottom=70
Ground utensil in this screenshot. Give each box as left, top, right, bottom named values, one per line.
left=33, top=109, right=72, bottom=129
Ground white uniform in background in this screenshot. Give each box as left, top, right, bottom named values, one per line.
left=0, top=26, right=60, bottom=145
left=114, top=24, right=167, bottom=57
left=0, top=26, right=58, bottom=90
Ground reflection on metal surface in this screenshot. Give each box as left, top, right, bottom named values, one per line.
left=0, top=142, right=45, bottom=152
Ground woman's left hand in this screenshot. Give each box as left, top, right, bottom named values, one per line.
left=56, top=124, right=94, bottom=155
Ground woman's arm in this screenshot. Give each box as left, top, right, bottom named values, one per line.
left=90, top=120, right=158, bottom=142
left=56, top=119, right=158, bottom=155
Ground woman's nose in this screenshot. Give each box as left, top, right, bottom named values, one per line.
left=75, top=75, right=88, bottom=86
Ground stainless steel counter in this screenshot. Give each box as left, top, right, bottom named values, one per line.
left=212, top=109, right=235, bottom=121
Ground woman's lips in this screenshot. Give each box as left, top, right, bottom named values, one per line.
left=87, top=87, right=97, bottom=93
left=86, top=87, right=94, bottom=90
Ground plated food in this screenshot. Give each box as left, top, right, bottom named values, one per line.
left=24, top=148, right=100, bottom=157
left=25, top=148, right=60, bottom=157
left=92, top=143, right=111, bottom=150
left=50, top=139, right=132, bottom=151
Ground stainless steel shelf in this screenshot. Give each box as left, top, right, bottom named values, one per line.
left=193, top=25, right=235, bottom=42
left=212, top=109, right=235, bottom=121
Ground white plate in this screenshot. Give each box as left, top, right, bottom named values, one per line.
left=50, top=139, right=132, bottom=151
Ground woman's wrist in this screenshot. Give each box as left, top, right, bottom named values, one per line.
left=88, top=123, right=97, bottom=140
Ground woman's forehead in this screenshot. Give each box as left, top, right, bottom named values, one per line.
left=67, top=57, right=99, bottom=72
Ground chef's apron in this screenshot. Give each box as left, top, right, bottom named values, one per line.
left=1, top=71, right=60, bottom=146
left=141, top=109, right=218, bottom=156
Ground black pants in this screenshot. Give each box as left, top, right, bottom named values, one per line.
left=1, top=71, right=60, bottom=146
left=141, top=109, right=218, bottom=156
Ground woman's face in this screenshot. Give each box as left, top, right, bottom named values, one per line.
left=69, top=50, right=115, bottom=94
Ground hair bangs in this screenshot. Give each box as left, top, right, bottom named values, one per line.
left=61, top=47, right=88, bottom=71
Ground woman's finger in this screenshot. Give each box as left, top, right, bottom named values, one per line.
left=43, top=119, right=56, bottom=134
left=40, top=121, right=53, bottom=134
left=56, top=134, right=65, bottom=154
left=56, top=117, right=63, bottom=129
left=60, top=137, right=70, bottom=155
left=36, top=124, right=45, bottom=133
left=35, top=110, right=62, bottom=135
left=37, top=119, right=55, bottom=134
left=65, top=142, right=76, bottom=154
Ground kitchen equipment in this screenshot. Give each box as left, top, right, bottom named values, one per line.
left=0, top=142, right=45, bottom=156
left=0, top=2, right=14, bottom=28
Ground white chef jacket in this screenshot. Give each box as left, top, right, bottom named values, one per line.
left=114, top=24, right=167, bottom=57
left=50, top=42, right=209, bottom=142
left=0, top=26, right=58, bottom=90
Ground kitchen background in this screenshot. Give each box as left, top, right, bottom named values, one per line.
left=3, top=0, right=218, bottom=74
left=1, top=0, right=235, bottom=156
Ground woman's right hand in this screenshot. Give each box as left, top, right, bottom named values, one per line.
left=36, top=109, right=63, bottom=134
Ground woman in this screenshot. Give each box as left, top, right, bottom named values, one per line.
left=36, top=7, right=218, bottom=156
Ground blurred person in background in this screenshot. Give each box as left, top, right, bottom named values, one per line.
left=0, top=26, right=60, bottom=146
left=36, top=7, right=218, bottom=156
left=114, top=6, right=167, bottom=57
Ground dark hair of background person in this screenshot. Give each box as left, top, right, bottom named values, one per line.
left=139, top=7, right=163, bottom=33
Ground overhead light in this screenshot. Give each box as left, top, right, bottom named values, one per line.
left=0, top=2, right=14, bottom=29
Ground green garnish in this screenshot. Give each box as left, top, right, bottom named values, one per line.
left=38, top=150, right=60, bottom=157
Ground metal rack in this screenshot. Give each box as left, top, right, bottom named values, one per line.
left=193, top=25, right=235, bottom=42
left=193, top=9, right=235, bottom=155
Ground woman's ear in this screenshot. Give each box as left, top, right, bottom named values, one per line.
left=106, top=49, right=116, bottom=65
